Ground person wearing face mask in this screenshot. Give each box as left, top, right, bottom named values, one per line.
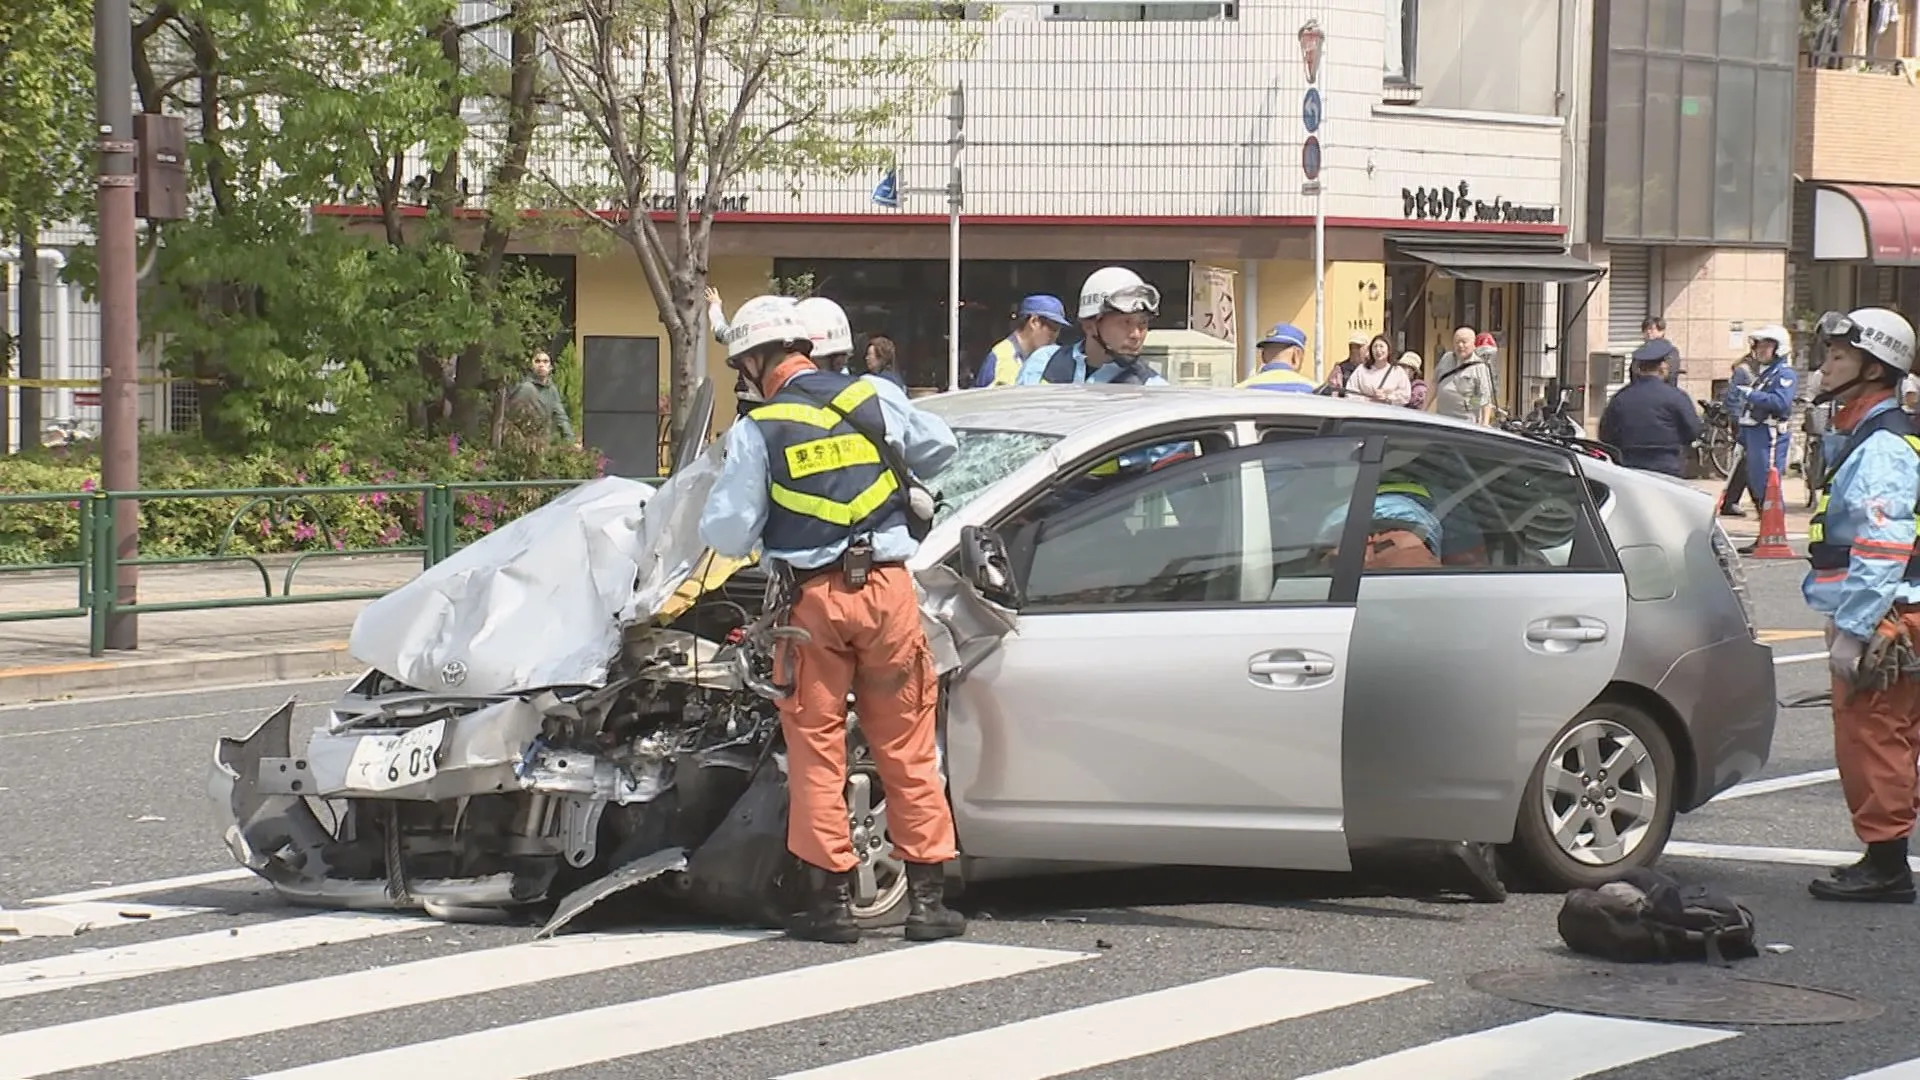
left=698, top=295, right=965, bottom=943
left=1016, top=266, right=1168, bottom=386
left=1798, top=307, right=1920, bottom=904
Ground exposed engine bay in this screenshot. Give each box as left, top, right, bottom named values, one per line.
left=208, top=436, right=1019, bottom=935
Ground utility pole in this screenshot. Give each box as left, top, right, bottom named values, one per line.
left=95, top=0, right=141, bottom=649
left=19, top=230, right=42, bottom=442
left=946, top=83, right=965, bottom=393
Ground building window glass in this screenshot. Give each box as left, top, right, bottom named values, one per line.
left=1384, top=0, right=1415, bottom=83
left=1047, top=1, right=1235, bottom=20
left=1713, top=63, right=1758, bottom=242
left=1603, top=52, right=1647, bottom=240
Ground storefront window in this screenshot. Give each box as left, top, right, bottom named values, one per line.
left=772, top=258, right=1190, bottom=388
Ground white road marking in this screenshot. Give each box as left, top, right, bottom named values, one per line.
left=775, top=967, right=1428, bottom=1080
left=0, top=912, right=425, bottom=1001
left=253, top=941, right=1095, bottom=1080
left=1664, top=840, right=1920, bottom=871
left=1290, top=1012, right=1736, bottom=1079
left=1711, top=768, right=1841, bottom=802
left=27, top=868, right=256, bottom=905
left=1773, top=650, right=1830, bottom=665
left=1847, top=1058, right=1920, bottom=1078
left=0, top=929, right=772, bottom=1079
left=0, top=902, right=209, bottom=940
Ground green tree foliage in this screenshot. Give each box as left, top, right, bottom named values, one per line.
left=528, top=0, right=977, bottom=446
left=61, top=0, right=558, bottom=452
left=0, top=0, right=95, bottom=233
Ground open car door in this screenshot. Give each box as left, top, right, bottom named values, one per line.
left=942, top=434, right=1381, bottom=872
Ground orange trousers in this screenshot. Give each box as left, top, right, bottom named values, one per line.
left=1832, top=606, right=1920, bottom=844
left=775, top=564, right=958, bottom=873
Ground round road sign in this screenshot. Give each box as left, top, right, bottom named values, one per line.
left=1302, top=136, right=1322, bottom=181
left=1303, top=88, right=1322, bottom=133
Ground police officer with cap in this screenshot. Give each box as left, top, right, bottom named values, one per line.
left=1801, top=306, right=1920, bottom=903
left=1596, top=344, right=1703, bottom=476
left=697, top=295, right=968, bottom=942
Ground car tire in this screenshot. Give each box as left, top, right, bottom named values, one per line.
left=845, top=753, right=911, bottom=928
left=1504, top=702, right=1678, bottom=893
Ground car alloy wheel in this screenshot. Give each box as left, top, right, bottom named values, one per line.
left=1506, top=702, right=1678, bottom=892
left=845, top=763, right=909, bottom=926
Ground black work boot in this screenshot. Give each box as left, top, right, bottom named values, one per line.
left=785, top=864, right=861, bottom=944
left=902, top=861, right=967, bottom=942
left=1810, top=838, right=1916, bottom=903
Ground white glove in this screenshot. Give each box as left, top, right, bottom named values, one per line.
left=1830, top=631, right=1867, bottom=686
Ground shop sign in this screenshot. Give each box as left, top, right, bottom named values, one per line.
left=1401, top=182, right=1556, bottom=225
left=642, top=192, right=751, bottom=213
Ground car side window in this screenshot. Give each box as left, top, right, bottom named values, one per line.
left=1353, top=435, right=1612, bottom=573
left=1003, top=436, right=1364, bottom=609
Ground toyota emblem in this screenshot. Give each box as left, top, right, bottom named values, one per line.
left=440, top=660, right=468, bottom=687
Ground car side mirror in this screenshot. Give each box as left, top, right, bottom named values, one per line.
left=958, top=525, right=1023, bottom=610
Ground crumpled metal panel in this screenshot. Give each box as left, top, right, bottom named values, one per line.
left=348, top=476, right=662, bottom=695
left=303, top=697, right=545, bottom=800
left=916, top=563, right=1020, bottom=678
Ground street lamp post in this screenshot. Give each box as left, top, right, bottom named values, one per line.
left=95, top=0, right=141, bottom=649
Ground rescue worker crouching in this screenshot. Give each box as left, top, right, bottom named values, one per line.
left=1237, top=323, right=1318, bottom=392
left=1017, top=266, right=1168, bottom=386
left=1315, top=476, right=1445, bottom=570
left=1800, top=307, right=1920, bottom=903
left=697, top=295, right=968, bottom=943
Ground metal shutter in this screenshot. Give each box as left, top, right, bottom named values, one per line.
left=1607, top=246, right=1651, bottom=346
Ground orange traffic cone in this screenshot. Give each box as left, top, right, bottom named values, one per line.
left=1749, top=460, right=1797, bottom=560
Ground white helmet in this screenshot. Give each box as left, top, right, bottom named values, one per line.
left=1077, top=266, right=1161, bottom=320
left=723, top=295, right=812, bottom=363
left=1819, top=307, right=1917, bottom=374
left=1748, top=324, right=1792, bottom=355
left=793, top=297, right=853, bottom=357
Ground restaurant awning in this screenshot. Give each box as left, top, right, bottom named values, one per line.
left=1399, top=247, right=1608, bottom=285
left=1812, top=182, right=1920, bottom=266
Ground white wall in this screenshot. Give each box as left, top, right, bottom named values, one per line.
left=1410, top=0, right=1562, bottom=116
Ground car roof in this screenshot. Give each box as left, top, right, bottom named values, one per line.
left=913, top=384, right=1509, bottom=441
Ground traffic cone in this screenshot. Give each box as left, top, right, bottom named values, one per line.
left=1749, top=460, right=1797, bottom=560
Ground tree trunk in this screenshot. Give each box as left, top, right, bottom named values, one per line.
left=665, top=288, right=705, bottom=449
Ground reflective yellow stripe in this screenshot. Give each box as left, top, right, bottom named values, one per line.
left=1089, top=458, right=1120, bottom=476
left=749, top=380, right=879, bottom=429
left=785, top=433, right=879, bottom=479
left=1809, top=435, right=1920, bottom=545
left=1378, top=481, right=1431, bottom=500
left=768, top=470, right=901, bottom=526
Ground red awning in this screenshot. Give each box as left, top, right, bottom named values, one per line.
left=1813, top=183, right=1920, bottom=265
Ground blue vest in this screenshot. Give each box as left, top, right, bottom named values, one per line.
left=748, top=372, right=907, bottom=552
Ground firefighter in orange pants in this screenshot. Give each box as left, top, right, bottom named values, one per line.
left=1801, top=307, right=1920, bottom=903
left=698, top=295, right=966, bottom=943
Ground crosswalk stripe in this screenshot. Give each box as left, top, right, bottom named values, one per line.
left=1290, top=1011, right=1738, bottom=1079
left=0, top=912, right=425, bottom=1002
left=774, top=966, right=1430, bottom=1080
left=26, top=868, right=257, bottom=905
left=0, top=928, right=772, bottom=1079
left=1848, top=1062, right=1920, bottom=1078
left=252, top=941, right=1096, bottom=1080
left=0, top=901, right=210, bottom=940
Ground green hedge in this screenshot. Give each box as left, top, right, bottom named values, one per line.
left=0, top=430, right=608, bottom=567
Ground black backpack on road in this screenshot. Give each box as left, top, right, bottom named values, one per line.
left=1557, top=867, right=1759, bottom=964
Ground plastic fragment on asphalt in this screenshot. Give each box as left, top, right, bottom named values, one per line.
left=1765, top=943, right=1794, bottom=954
left=0, top=902, right=208, bottom=941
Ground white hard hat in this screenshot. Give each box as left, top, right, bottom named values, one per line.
left=1819, top=307, right=1917, bottom=375
left=1748, top=324, right=1792, bottom=354
left=723, top=295, right=812, bottom=362
left=1077, top=266, right=1161, bottom=320
left=793, top=297, right=853, bottom=357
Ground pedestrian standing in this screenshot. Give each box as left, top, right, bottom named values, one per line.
left=1800, top=307, right=1920, bottom=904
left=698, top=295, right=968, bottom=942
left=1597, top=349, right=1703, bottom=476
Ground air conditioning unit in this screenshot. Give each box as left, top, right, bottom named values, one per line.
left=1138, top=328, right=1238, bottom=388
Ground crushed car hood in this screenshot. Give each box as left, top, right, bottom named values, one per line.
left=348, top=440, right=1014, bottom=697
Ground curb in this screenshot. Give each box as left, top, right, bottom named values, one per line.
left=0, top=641, right=359, bottom=707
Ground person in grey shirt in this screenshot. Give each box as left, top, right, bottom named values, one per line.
left=1431, top=327, right=1496, bottom=425
left=508, top=349, right=575, bottom=443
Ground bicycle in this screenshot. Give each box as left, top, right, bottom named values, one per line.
left=1800, top=398, right=1834, bottom=509
left=1695, top=399, right=1738, bottom=480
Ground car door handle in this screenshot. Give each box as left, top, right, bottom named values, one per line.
left=1526, top=617, right=1609, bottom=645
left=1249, top=658, right=1335, bottom=676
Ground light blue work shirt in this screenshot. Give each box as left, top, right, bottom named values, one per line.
left=1803, top=395, right=1920, bottom=641
left=1015, top=341, right=1169, bottom=386
left=697, top=371, right=958, bottom=571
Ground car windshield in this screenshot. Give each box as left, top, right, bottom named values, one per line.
left=932, top=428, right=1060, bottom=523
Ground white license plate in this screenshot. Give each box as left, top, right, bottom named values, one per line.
left=342, top=719, right=447, bottom=793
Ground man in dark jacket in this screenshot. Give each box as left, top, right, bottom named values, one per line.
left=1599, top=349, right=1704, bottom=475
left=1638, top=317, right=1683, bottom=386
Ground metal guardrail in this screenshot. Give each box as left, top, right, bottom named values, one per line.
left=0, top=478, right=663, bottom=656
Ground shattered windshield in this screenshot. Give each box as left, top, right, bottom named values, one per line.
left=932, top=429, right=1060, bottom=524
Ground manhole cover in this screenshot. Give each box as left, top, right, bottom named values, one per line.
left=1468, top=967, right=1883, bottom=1026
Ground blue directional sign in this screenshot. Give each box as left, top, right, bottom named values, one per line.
left=1302, top=136, right=1322, bottom=181
left=871, top=169, right=900, bottom=208
left=1303, top=88, right=1322, bottom=134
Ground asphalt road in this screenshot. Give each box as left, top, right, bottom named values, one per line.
left=1, top=558, right=1917, bottom=1080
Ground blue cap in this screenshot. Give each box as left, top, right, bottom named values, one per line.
left=1017, top=295, right=1073, bottom=328
left=1258, top=322, right=1308, bottom=349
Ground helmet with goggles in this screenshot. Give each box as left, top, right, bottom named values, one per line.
left=1816, top=307, right=1916, bottom=375
left=1077, top=266, right=1161, bottom=320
